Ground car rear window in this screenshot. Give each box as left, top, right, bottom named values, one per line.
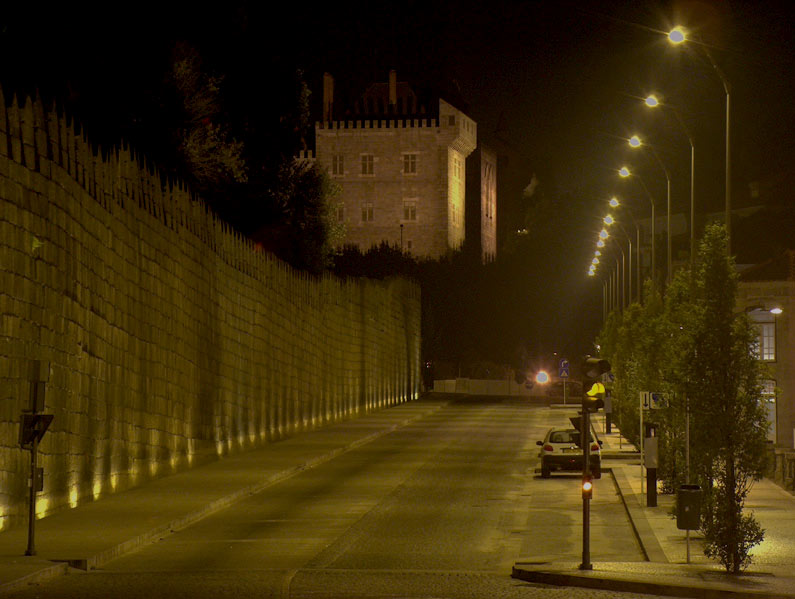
left=550, top=430, right=593, bottom=444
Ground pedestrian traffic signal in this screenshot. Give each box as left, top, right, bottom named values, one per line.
left=582, top=475, right=593, bottom=499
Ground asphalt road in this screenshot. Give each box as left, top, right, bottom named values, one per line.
left=6, top=396, right=664, bottom=599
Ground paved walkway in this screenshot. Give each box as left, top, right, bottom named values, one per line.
left=0, top=398, right=449, bottom=594
left=514, top=422, right=795, bottom=598
left=2, top=397, right=795, bottom=598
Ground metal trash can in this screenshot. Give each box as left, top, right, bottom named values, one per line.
left=677, top=484, right=702, bottom=530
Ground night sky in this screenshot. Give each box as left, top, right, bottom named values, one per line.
left=3, top=0, right=794, bottom=362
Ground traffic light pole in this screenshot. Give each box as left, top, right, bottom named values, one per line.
left=580, top=407, right=592, bottom=571
left=25, top=433, right=38, bottom=556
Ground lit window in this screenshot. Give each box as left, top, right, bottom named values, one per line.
left=361, top=202, right=374, bottom=222
left=759, top=322, right=775, bottom=360
left=403, top=200, right=417, bottom=221
left=762, top=379, right=776, bottom=402
left=332, top=154, right=344, bottom=176
left=403, top=154, right=417, bottom=174
left=361, top=154, right=374, bottom=175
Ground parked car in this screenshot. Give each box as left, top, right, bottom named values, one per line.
left=536, top=426, right=601, bottom=478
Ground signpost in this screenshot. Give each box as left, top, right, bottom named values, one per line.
left=559, top=359, right=569, bottom=404
left=19, top=361, right=53, bottom=556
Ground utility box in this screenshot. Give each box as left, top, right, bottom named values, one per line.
left=677, top=484, right=702, bottom=530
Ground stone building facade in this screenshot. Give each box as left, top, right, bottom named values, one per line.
left=466, top=144, right=497, bottom=263
left=738, top=250, right=795, bottom=447
left=314, top=72, right=477, bottom=258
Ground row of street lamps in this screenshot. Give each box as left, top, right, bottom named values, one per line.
left=589, top=25, right=732, bottom=306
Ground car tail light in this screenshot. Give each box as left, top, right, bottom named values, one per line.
left=591, top=443, right=600, bottom=451
left=543, top=444, right=554, bottom=452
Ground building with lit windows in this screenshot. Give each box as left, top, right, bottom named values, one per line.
left=314, top=71, right=477, bottom=258
left=738, top=250, right=795, bottom=447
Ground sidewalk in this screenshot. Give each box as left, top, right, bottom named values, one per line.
left=0, top=397, right=449, bottom=594
left=514, top=423, right=795, bottom=599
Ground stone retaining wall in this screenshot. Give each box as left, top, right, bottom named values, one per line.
left=0, top=92, right=421, bottom=531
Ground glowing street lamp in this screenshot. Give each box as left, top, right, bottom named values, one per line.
left=609, top=196, right=620, bottom=208
left=618, top=167, right=656, bottom=286
left=644, top=95, right=660, bottom=108
left=597, top=239, right=605, bottom=248
left=603, top=215, right=615, bottom=226
left=668, top=26, right=686, bottom=44
left=627, top=134, right=672, bottom=283
left=599, top=228, right=609, bottom=240
left=643, top=94, right=697, bottom=266
left=667, top=24, right=731, bottom=254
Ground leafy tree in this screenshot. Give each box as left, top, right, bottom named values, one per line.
left=677, top=224, right=768, bottom=573
left=600, top=224, right=768, bottom=573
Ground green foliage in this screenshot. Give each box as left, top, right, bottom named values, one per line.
left=597, top=224, right=769, bottom=572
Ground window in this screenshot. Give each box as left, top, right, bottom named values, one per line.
left=762, top=379, right=776, bottom=402
left=406, top=240, right=412, bottom=250
left=403, top=200, right=417, bottom=221
left=759, top=322, right=776, bottom=360
left=361, top=202, right=374, bottom=222
left=336, top=204, right=344, bottom=222
left=332, top=154, right=344, bottom=176
left=361, top=154, right=374, bottom=175
left=403, top=153, right=417, bottom=174
left=749, top=309, right=776, bottom=361
left=448, top=115, right=456, bottom=126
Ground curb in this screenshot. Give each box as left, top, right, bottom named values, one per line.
left=510, top=564, right=795, bottom=599
left=610, top=466, right=669, bottom=563
left=0, top=401, right=447, bottom=593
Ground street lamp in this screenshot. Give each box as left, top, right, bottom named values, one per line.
left=605, top=197, right=641, bottom=302
left=644, top=95, right=696, bottom=266
left=668, top=25, right=731, bottom=254
left=628, top=134, right=672, bottom=283
left=618, top=166, right=657, bottom=287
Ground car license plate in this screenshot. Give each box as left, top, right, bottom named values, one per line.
left=562, top=448, right=579, bottom=453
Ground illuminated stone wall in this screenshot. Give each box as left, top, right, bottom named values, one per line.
left=0, top=92, right=421, bottom=531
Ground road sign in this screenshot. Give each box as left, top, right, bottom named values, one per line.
left=559, top=359, right=570, bottom=379
left=640, top=391, right=665, bottom=410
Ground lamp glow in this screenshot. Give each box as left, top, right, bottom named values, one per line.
left=609, top=197, right=620, bottom=208
left=629, top=135, right=642, bottom=148
left=597, top=239, right=605, bottom=248
left=619, top=167, right=631, bottom=178
left=535, top=371, right=549, bottom=384
left=668, top=26, right=686, bottom=44
left=603, top=215, right=614, bottom=225
left=599, top=229, right=609, bottom=240
left=645, top=95, right=660, bottom=108
left=771, top=307, right=783, bottom=315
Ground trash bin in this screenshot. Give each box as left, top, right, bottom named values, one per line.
left=677, top=484, right=702, bottom=530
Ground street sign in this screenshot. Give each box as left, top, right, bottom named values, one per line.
left=640, top=391, right=665, bottom=410
left=559, top=359, right=569, bottom=379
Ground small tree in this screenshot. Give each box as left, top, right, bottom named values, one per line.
left=677, top=224, right=768, bottom=573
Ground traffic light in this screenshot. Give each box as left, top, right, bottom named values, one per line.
left=582, top=357, right=610, bottom=412
left=583, top=381, right=605, bottom=412
left=582, top=475, right=593, bottom=499
left=583, top=357, right=611, bottom=382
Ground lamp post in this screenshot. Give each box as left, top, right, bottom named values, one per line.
left=619, top=166, right=657, bottom=287
left=668, top=26, right=731, bottom=254
left=645, top=95, right=696, bottom=266
left=628, top=135, right=672, bottom=283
